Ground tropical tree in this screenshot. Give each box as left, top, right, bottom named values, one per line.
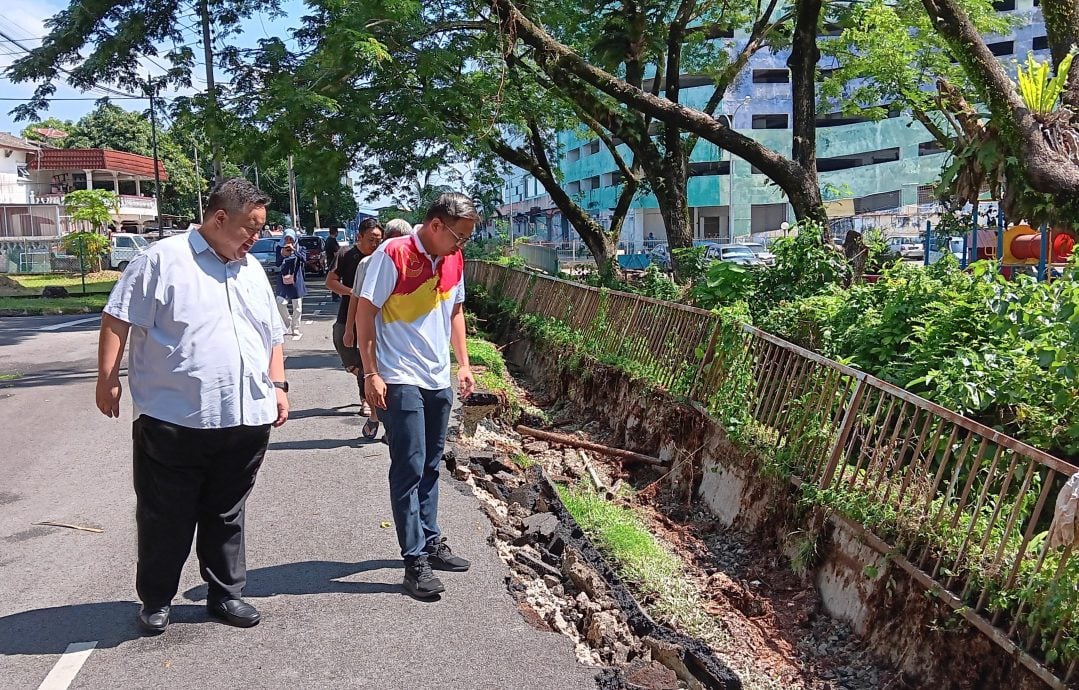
left=63, top=189, right=120, bottom=230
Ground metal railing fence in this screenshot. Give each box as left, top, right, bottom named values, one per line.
left=466, top=261, right=1079, bottom=688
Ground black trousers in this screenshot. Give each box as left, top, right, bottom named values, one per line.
left=132, top=415, right=271, bottom=607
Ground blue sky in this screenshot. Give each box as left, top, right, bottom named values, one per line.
left=0, top=0, right=307, bottom=135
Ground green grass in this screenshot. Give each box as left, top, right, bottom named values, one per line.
left=557, top=483, right=727, bottom=647
left=514, top=453, right=536, bottom=469
left=0, top=294, right=109, bottom=314
left=466, top=337, right=507, bottom=377
left=7, top=272, right=118, bottom=294
left=0, top=373, right=20, bottom=381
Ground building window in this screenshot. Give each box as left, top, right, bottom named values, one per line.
left=567, top=181, right=581, bottom=195
left=16, top=165, right=29, bottom=179
left=586, top=141, right=601, bottom=155
left=918, top=140, right=947, bottom=156
left=566, top=147, right=581, bottom=163
left=817, top=66, right=841, bottom=81
left=993, top=0, right=1016, bottom=9
left=689, top=161, right=731, bottom=176
left=585, top=175, right=601, bottom=190
left=752, top=69, right=790, bottom=84
left=918, top=185, right=938, bottom=204
left=854, top=190, right=902, bottom=213
left=987, top=40, right=1014, bottom=56
left=752, top=114, right=789, bottom=129
left=751, top=203, right=788, bottom=233
left=1033, top=35, right=1049, bottom=51
left=817, top=147, right=900, bottom=172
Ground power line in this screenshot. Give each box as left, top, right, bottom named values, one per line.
left=0, top=26, right=142, bottom=100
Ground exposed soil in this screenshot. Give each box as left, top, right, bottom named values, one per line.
left=452, top=357, right=908, bottom=690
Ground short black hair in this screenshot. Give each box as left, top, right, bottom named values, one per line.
left=424, top=192, right=481, bottom=223
left=329, top=227, right=339, bottom=235
left=359, top=218, right=382, bottom=234
left=206, top=178, right=269, bottom=216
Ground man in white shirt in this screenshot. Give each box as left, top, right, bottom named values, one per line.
left=96, top=178, right=289, bottom=634
left=355, top=193, right=477, bottom=599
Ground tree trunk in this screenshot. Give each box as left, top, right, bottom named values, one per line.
left=920, top=0, right=1079, bottom=198
left=788, top=0, right=827, bottom=241
left=487, top=138, right=622, bottom=280
left=492, top=0, right=829, bottom=225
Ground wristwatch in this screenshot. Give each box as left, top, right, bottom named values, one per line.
left=273, top=381, right=289, bottom=393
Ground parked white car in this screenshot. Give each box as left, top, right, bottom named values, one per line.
left=109, top=233, right=150, bottom=271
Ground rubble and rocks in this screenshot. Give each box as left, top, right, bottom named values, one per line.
left=450, top=417, right=738, bottom=689
left=453, top=370, right=897, bottom=690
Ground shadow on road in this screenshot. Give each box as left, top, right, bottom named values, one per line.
left=282, top=353, right=341, bottom=371
left=287, top=405, right=361, bottom=420
left=0, top=601, right=202, bottom=655
left=268, top=438, right=384, bottom=451
left=182, top=560, right=404, bottom=601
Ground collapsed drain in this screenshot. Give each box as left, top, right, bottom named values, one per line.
left=446, top=443, right=740, bottom=690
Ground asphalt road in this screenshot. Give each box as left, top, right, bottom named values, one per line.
left=0, top=284, right=596, bottom=689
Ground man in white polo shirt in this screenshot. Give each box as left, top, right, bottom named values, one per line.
left=96, top=178, right=289, bottom=634
left=355, top=193, right=477, bottom=599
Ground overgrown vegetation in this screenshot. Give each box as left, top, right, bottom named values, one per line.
left=467, top=251, right=1079, bottom=676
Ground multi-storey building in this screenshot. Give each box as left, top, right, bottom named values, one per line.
left=498, top=2, right=1044, bottom=250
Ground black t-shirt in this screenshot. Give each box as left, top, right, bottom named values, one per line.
left=335, top=245, right=363, bottom=324
left=324, top=235, right=340, bottom=261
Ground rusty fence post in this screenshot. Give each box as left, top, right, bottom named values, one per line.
left=819, top=377, right=868, bottom=488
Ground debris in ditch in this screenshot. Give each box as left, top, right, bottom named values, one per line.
left=452, top=418, right=740, bottom=689
left=516, top=425, right=667, bottom=468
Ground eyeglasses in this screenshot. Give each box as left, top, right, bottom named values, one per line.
left=440, top=218, right=472, bottom=247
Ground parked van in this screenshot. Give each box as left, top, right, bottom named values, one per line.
left=109, top=232, right=150, bottom=271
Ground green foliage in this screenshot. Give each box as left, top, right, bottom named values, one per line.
left=692, top=261, right=758, bottom=309
left=1017, top=51, right=1077, bottom=115
left=63, top=190, right=119, bottom=230
left=60, top=232, right=111, bottom=265
left=466, top=337, right=508, bottom=378
left=627, top=264, right=681, bottom=302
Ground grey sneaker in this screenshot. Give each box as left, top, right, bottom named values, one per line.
left=426, top=538, right=471, bottom=572
left=403, top=556, right=445, bottom=598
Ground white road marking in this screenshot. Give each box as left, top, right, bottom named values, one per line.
left=37, top=641, right=97, bottom=690
left=39, top=316, right=100, bottom=332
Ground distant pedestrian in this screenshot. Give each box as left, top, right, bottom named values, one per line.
left=95, top=177, right=288, bottom=634
left=327, top=218, right=383, bottom=436
left=276, top=239, right=306, bottom=338
left=325, top=227, right=342, bottom=302
left=356, top=193, right=478, bottom=599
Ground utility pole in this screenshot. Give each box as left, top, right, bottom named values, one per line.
left=198, top=0, right=223, bottom=184
left=148, top=75, right=164, bottom=241
left=287, top=154, right=299, bottom=230
left=313, top=194, right=321, bottom=230
left=193, top=146, right=204, bottom=222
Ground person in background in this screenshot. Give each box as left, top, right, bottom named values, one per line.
left=324, top=227, right=342, bottom=302
left=95, top=178, right=288, bottom=634
left=327, top=218, right=383, bottom=437
left=383, top=218, right=413, bottom=240
left=276, top=237, right=306, bottom=338
left=355, top=195, right=478, bottom=599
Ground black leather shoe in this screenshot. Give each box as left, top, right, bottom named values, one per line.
left=207, top=598, right=261, bottom=628
left=138, top=605, right=170, bottom=634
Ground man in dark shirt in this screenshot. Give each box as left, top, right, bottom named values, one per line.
left=324, top=227, right=342, bottom=302
left=326, top=218, right=383, bottom=420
